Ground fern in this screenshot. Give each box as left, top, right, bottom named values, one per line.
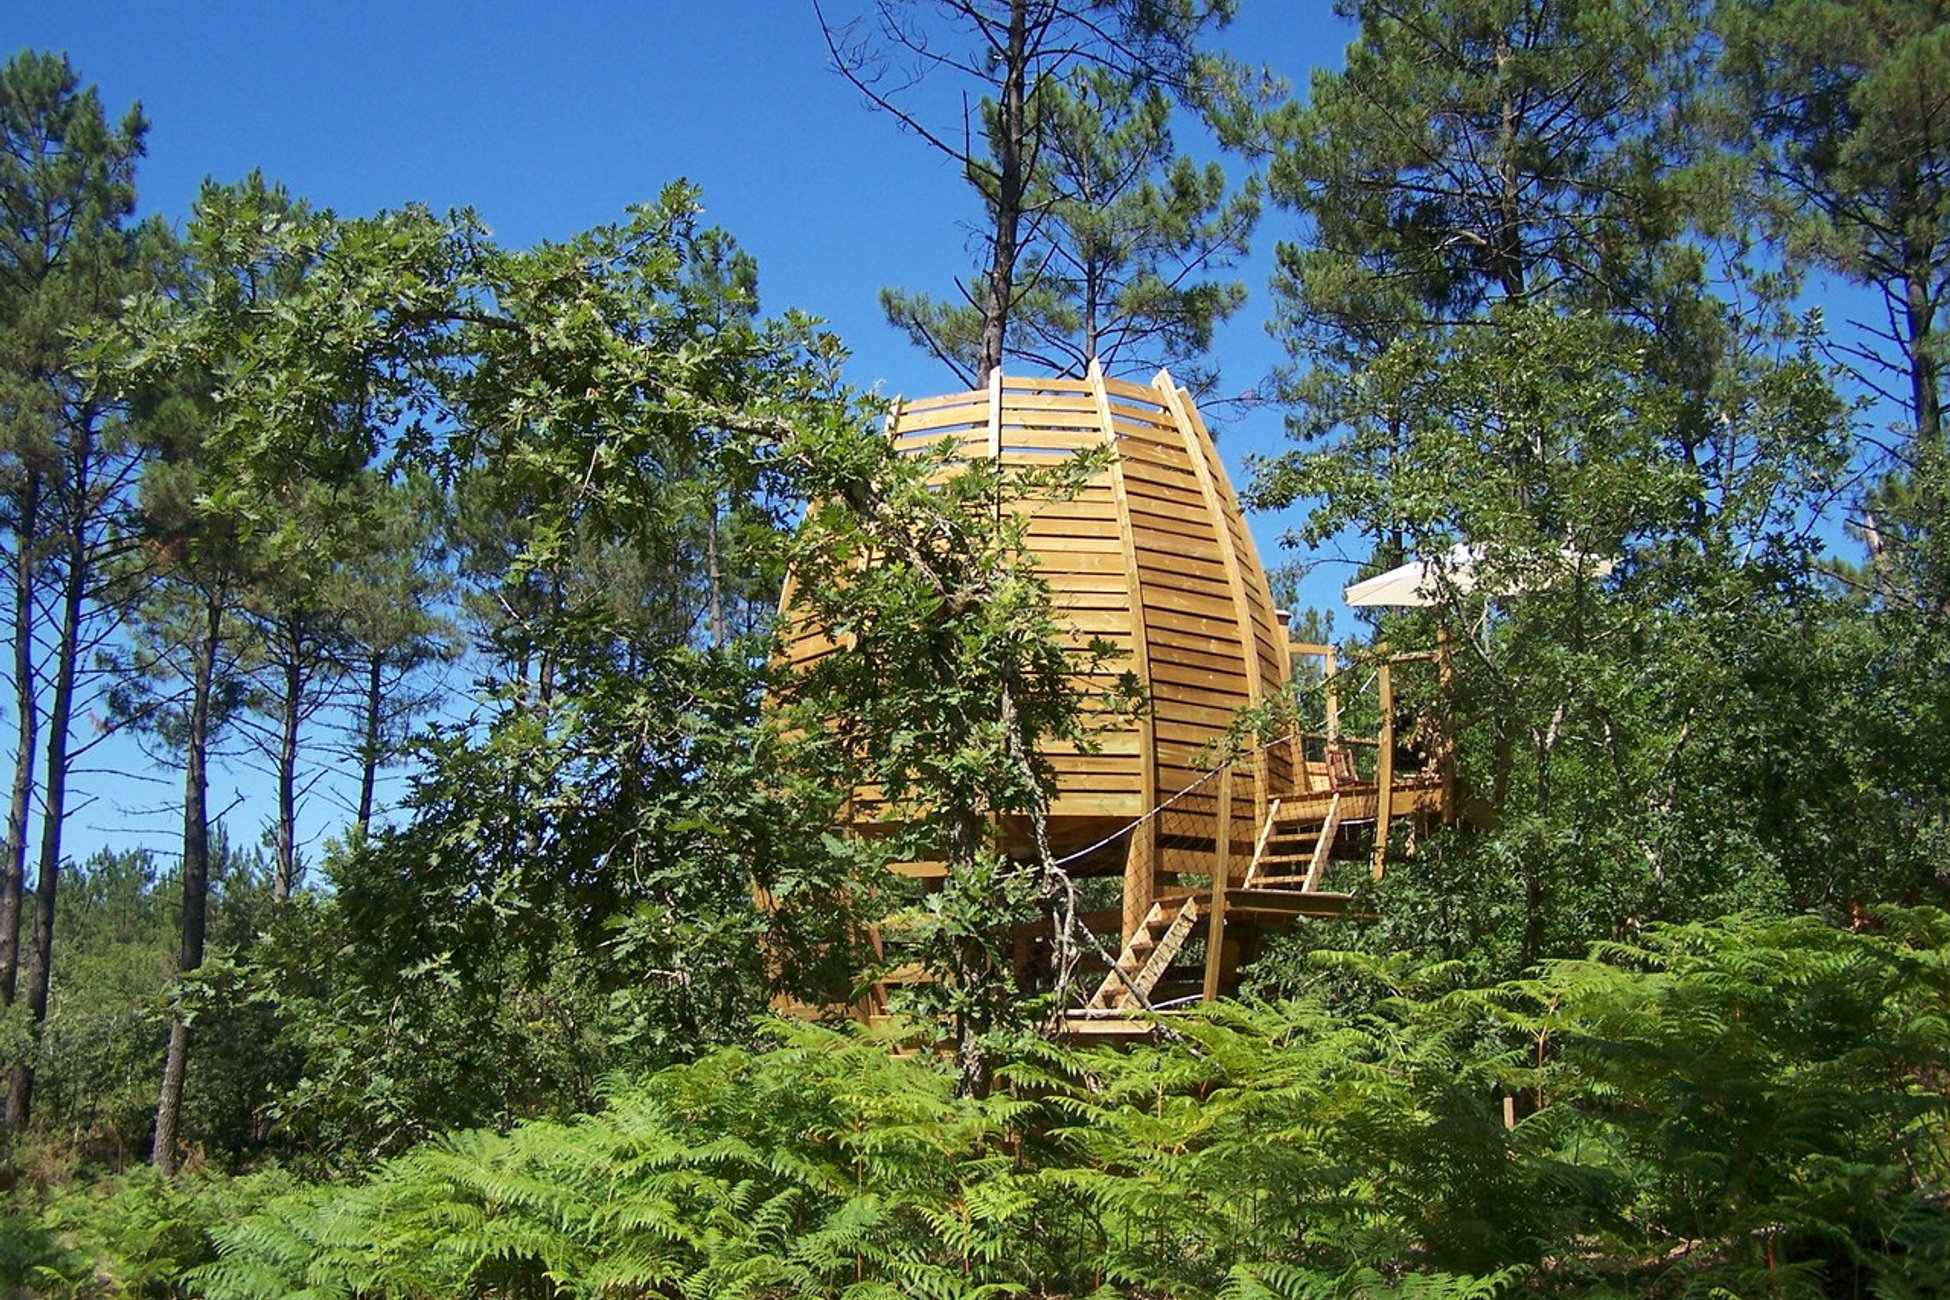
left=163, top=914, right=1950, bottom=1298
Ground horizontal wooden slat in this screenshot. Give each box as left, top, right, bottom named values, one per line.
left=1002, top=375, right=1094, bottom=394
left=896, top=402, right=992, bottom=433
left=896, top=388, right=986, bottom=414
left=998, top=392, right=1100, bottom=413
left=1100, top=375, right=1169, bottom=404
left=1147, top=607, right=1251, bottom=641
left=1049, top=792, right=1145, bottom=817
left=1027, top=515, right=1125, bottom=541
left=1120, top=456, right=1203, bottom=490
left=1142, top=586, right=1242, bottom=624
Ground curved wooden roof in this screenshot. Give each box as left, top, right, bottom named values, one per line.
left=779, top=364, right=1289, bottom=851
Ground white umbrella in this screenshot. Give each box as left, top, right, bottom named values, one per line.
left=1343, top=544, right=1614, bottom=608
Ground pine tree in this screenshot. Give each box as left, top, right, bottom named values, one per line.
left=0, top=51, right=164, bottom=1130
left=817, top=0, right=1256, bottom=383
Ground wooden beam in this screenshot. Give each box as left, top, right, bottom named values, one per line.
left=1093, top=360, right=1157, bottom=944
left=1373, top=650, right=1394, bottom=878
left=1201, top=767, right=1235, bottom=1003
left=1324, top=644, right=1341, bottom=742
left=1436, top=626, right=1458, bottom=825
left=985, top=366, right=1003, bottom=459
left=886, top=860, right=948, bottom=879
left=1157, top=374, right=1264, bottom=838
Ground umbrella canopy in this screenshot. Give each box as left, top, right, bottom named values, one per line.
left=1344, top=544, right=1614, bottom=608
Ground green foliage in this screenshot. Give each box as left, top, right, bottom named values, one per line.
left=1256, top=301, right=1862, bottom=969
left=822, top=0, right=1256, bottom=381
left=6, top=845, right=287, bottom=1170
left=776, top=421, right=1138, bottom=1091
left=91, top=173, right=882, bottom=1160
left=884, top=61, right=1259, bottom=390
left=177, top=912, right=1950, bottom=1299
left=9, top=1164, right=295, bottom=1298
left=1719, top=0, right=1950, bottom=442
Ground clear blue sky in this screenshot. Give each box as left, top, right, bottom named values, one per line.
left=14, top=3, right=1348, bottom=403
left=10, top=2, right=1358, bottom=862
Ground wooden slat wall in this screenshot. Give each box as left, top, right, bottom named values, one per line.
left=1174, top=385, right=1295, bottom=796
left=1099, top=375, right=1253, bottom=814
left=778, top=369, right=1289, bottom=875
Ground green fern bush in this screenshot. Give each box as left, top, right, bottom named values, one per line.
left=178, top=912, right=1949, bottom=1299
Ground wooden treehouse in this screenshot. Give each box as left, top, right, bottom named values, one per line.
left=777, top=365, right=1454, bottom=1033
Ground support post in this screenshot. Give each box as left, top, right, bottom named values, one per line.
left=1324, top=644, right=1341, bottom=742
left=1202, top=767, right=1235, bottom=1003
left=1123, top=819, right=1155, bottom=944
left=1373, top=650, right=1395, bottom=878
left=1436, top=625, right=1457, bottom=825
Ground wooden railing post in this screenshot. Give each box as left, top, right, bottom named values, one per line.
left=1373, top=649, right=1395, bottom=878
left=1436, top=625, right=1457, bottom=824
left=1324, top=644, right=1341, bottom=742
left=1124, top=818, right=1155, bottom=945
left=1202, top=766, right=1235, bottom=1003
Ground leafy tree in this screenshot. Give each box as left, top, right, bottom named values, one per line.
left=817, top=0, right=1256, bottom=382
left=1718, top=3, right=1950, bottom=912
left=1260, top=305, right=1850, bottom=967
left=104, top=174, right=331, bottom=1174
left=1249, top=0, right=1883, bottom=962
left=103, top=181, right=867, bottom=1154
left=776, top=424, right=1133, bottom=1095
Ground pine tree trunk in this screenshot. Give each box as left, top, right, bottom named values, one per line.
left=1904, top=243, right=1941, bottom=448
left=274, top=648, right=300, bottom=900
left=6, top=474, right=85, bottom=1131
left=153, top=587, right=219, bottom=1177
left=976, top=0, right=1031, bottom=378
left=357, top=654, right=382, bottom=838
left=706, top=498, right=726, bottom=649
left=0, top=470, right=39, bottom=1008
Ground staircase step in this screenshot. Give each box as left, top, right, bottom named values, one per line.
left=1086, top=898, right=1201, bottom=1012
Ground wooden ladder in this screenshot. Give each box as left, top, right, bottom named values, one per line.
left=1245, top=792, right=1344, bottom=891
left=1085, top=897, right=1202, bottom=1012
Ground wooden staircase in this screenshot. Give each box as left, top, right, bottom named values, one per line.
left=1243, top=793, right=1344, bottom=891
left=1084, top=897, right=1202, bottom=1012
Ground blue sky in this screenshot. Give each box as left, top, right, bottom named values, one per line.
left=15, top=4, right=1347, bottom=402
left=10, top=2, right=1357, bottom=864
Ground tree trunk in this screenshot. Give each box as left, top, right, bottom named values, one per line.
left=6, top=468, right=85, bottom=1130
left=977, top=0, right=1031, bottom=377
left=0, top=469, right=39, bottom=1007
left=1494, top=34, right=1529, bottom=303
left=357, top=653, right=382, bottom=838
left=941, top=805, right=1001, bottom=1101
left=153, top=586, right=220, bottom=1177
left=1904, top=243, right=1941, bottom=448
left=706, top=496, right=726, bottom=649
left=274, top=645, right=301, bottom=900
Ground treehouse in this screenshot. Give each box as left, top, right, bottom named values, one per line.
left=777, top=365, right=1453, bottom=1032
